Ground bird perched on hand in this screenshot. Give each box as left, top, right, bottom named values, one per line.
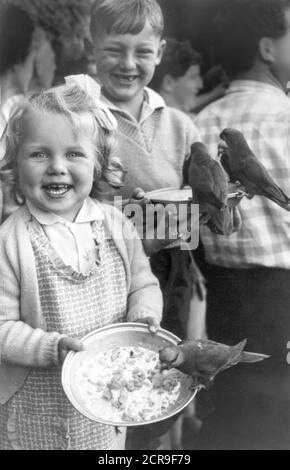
left=159, top=339, right=269, bottom=386
left=219, top=128, right=290, bottom=211
left=184, top=142, right=232, bottom=235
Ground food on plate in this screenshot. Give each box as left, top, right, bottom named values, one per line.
left=73, top=345, right=186, bottom=422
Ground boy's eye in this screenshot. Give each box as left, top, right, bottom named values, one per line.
left=137, top=49, right=154, bottom=56
left=105, top=48, right=121, bottom=55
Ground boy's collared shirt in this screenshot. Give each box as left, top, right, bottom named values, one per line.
left=26, top=197, right=104, bottom=273
left=196, top=79, right=290, bottom=269
left=100, top=87, right=165, bottom=124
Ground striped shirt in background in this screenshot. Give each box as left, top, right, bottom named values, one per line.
left=195, top=80, right=290, bottom=268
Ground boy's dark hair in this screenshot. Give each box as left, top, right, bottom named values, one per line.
left=90, top=0, right=164, bottom=41
left=0, top=4, right=35, bottom=76
left=150, top=38, right=201, bottom=91
left=213, top=0, right=290, bottom=78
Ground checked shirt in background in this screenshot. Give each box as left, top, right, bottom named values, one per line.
left=195, top=80, right=290, bottom=268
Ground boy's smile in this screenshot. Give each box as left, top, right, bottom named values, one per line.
left=93, top=21, right=165, bottom=114
left=17, top=110, right=96, bottom=222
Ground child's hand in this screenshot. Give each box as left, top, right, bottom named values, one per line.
left=133, top=317, right=160, bottom=334
left=58, top=336, right=83, bottom=364
left=128, top=187, right=151, bottom=206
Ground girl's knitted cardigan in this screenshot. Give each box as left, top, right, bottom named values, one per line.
left=0, top=201, right=162, bottom=404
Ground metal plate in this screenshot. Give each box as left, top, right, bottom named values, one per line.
left=145, top=185, right=245, bottom=204
left=146, top=187, right=193, bottom=204
left=62, top=323, right=199, bottom=426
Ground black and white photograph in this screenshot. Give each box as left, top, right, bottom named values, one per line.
left=0, top=0, right=290, bottom=452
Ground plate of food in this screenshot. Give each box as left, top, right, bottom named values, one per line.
left=61, top=323, right=199, bottom=426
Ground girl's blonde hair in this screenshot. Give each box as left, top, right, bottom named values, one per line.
left=0, top=84, right=125, bottom=203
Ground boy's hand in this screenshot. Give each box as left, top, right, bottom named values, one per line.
left=129, top=187, right=151, bottom=206
left=58, top=336, right=83, bottom=364
left=131, top=187, right=146, bottom=200
left=133, top=317, right=160, bottom=334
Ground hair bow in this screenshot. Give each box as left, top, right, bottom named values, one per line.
left=65, top=74, right=118, bottom=131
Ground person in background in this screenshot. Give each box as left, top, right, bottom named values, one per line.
left=0, top=4, right=36, bottom=136
left=29, top=26, right=57, bottom=91
left=0, top=3, right=37, bottom=222
left=192, top=64, right=228, bottom=115
left=0, top=84, right=162, bottom=450
left=149, top=38, right=204, bottom=116
left=195, top=0, right=290, bottom=450
left=54, top=12, right=95, bottom=84
left=150, top=37, right=226, bottom=117
left=2, top=0, right=95, bottom=85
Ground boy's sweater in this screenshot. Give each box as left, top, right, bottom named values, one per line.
left=104, top=88, right=200, bottom=198
left=0, top=201, right=162, bottom=404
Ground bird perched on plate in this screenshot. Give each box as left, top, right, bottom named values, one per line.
left=219, top=128, right=290, bottom=211
left=159, top=339, right=269, bottom=386
left=183, top=142, right=232, bottom=235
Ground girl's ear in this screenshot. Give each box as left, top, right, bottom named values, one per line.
left=93, top=166, right=101, bottom=183
left=259, top=37, right=276, bottom=63
left=14, top=166, right=25, bottom=205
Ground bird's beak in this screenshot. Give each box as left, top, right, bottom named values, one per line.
left=218, top=139, right=228, bottom=158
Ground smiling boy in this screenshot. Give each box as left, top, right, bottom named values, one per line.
left=87, top=0, right=204, bottom=450
left=90, top=0, right=200, bottom=198
left=92, top=13, right=165, bottom=119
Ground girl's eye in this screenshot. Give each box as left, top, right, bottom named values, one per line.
left=30, top=152, right=47, bottom=159
left=67, top=151, right=84, bottom=159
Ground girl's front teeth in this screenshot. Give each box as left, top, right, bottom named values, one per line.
left=45, top=185, right=71, bottom=196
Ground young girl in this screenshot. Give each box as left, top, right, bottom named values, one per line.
left=0, top=84, right=162, bottom=450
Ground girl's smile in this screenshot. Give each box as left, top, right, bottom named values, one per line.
left=17, top=109, right=96, bottom=222
left=41, top=183, right=73, bottom=198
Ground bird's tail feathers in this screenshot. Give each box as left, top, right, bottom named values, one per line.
left=239, top=351, right=270, bottom=363
left=232, top=338, right=269, bottom=363
left=269, top=197, right=290, bottom=212
left=260, top=185, right=290, bottom=211
left=227, top=339, right=247, bottom=365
